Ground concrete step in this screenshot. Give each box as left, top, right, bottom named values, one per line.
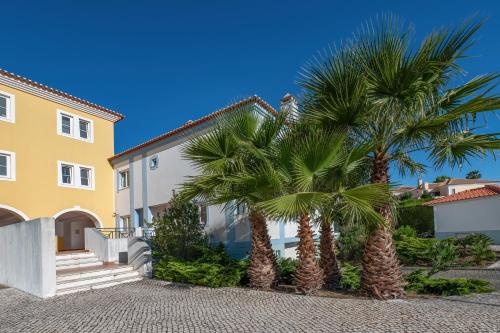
left=56, top=266, right=134, bottom=282
left=56, top=270, right=140, bottom=291
left=56, top=276, right=142, bottom=296
left=56, top=260, right=104, bottom=271
left=56, top=252, right=95, bottom=261
left=56, top=256, right=100, bottom=267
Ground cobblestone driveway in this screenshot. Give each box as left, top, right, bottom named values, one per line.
left=1, top=280, right=499, bottom=333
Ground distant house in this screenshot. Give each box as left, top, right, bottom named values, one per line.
left=424, top=185, right=500, bottom=244
left=393, top=178, right=499, bottom=199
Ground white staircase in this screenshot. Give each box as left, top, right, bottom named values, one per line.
left=55, top=251, right=142, bottom=295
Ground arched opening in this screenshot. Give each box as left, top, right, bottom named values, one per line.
left=0, top=205, right=28, bottom=227
left=54, top=209, right=101, bottom=252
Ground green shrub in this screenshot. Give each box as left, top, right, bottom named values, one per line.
left=151, top=196, right=207, bottom=261
left=394, top=225, right=417, bottom=240
left=276, top=257, right=297, bottom=285
left=337, top=224, right=367, bottom=262
left=154, top=242, right=250, bottom=288
left=340, top=263, right=361, bottom=291
left=394, top=236, right=437, bottom=265
left=470, top=239, right=496, bottom=265
left=428, top=240, right=459, bottom=276
left=396, top=205, right=434, bottom=236
left=405, top=269, right=494, bottom=296
left=155, top=259, right=248, bottom=288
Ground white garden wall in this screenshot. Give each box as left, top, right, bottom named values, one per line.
left=0, top=218, right=56, bottom=298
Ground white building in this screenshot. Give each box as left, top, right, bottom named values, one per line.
left=393, top=178, right=499, bottom=199
left=425, top=185, right=500, bottom=244
left=109, top=95, right=311, bottom=258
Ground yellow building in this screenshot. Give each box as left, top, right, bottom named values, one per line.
left=0, top=68, right=123, bottom=251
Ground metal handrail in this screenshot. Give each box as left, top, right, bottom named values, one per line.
left=96, top=228, right=136, bottom=239
left=142, top=228, right=156, bottom=239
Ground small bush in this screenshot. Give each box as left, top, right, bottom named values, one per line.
left=276, top=257, right=297, bottom=285
left=428, top=240, right=459, bottom=276
left=155, top=259, right=248, bottom=288
left=337, top=224, right=367, bottom=262
left=340, top=263, right=361, bottom=291
left=154, top=243, right=249, bottom=288
left=470, top=239, right=496, bottom=265
left=394, top=225, right=417, bottom=240
left=394, top=236, right=437, bottom=265
left=405, top=269, right=494, bottom=296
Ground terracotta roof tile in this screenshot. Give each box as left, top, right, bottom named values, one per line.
left=109, top=95, right=277, bottom=162
left=424, top=185, right=500, bottom=206
left=0, top=68, right=124, bottom=121
left=446, top=178, right=499, bottom=185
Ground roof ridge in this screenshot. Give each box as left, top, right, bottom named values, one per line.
left=109, top=95, right=278, bottom=162
left=0, top=68, right=124, bottom=120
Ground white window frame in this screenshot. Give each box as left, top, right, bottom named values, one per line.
left=57, top=160, right=95, bottom=190
left=0, top=90, right=15, bottom=123
left=0, top=150, right=16, bottom=181
left=57, top=110, right=94, bottom=142
left=118, top=169, right=130, bottom=190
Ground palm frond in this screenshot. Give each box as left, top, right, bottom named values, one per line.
left=430, top=132, right=500, bottom=168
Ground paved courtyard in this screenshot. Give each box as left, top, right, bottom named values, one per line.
left=1, top=280, right=499, bottom=333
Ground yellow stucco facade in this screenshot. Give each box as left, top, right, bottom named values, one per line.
left=0, top=81, right=118, bottom=228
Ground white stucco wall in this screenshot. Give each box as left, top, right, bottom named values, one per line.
left=0, top=218, right=56, bottom=298
left=433, top=195, right=500, bottom=243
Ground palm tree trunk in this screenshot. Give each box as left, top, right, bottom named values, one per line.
left=248, top=210, right=277, bottom=290
left=319, top=218, right=341, bottom=290
left=294, top=213, right=323, bottom=294
left=360, top=152, right=405, bottom=299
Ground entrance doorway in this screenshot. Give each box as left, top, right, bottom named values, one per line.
left=54, top=210, right=99, bottom=252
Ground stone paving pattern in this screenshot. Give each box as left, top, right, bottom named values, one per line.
left=1, top=280, right=499, bottom=333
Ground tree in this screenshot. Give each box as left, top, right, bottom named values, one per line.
left=151, top=196, right=206, bottom=261
left=257, top=129, right=392, bottom=294
left=180, top=109, right=287, bottom=290
left=300, top=16, right=500, bottom=299
left=466, top=170, right=481, bottom=179
left=434, top=175, right=451, bottom=183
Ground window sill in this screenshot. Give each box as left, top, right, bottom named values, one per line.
left=0, top=117, right=15, bottom=124
left=0, top=177, right=15, bottom=181
left=58, top=183, right=95, bottom=191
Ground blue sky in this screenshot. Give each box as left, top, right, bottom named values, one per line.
left=1, top=1, right=499, bottom=185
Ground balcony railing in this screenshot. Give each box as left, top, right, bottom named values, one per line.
left=96, top=228, right=136, bottom=239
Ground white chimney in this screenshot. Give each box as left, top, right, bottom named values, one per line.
left=280, top=93, right=298, bottom=120
left=417, top=178, right=423, bottom=188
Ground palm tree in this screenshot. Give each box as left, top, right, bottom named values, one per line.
left=466, top=170, right=481, bottom=179
left=180, top=108, right=287, bottom=290
left=258, top=129, right=393, bottom=294
left=300, top=16, right=500, bottom=299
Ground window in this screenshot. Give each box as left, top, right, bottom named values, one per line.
left=199, top=204, right=208, bottom=226
left=0, top=91, right=15, bottom=123
left=57, top=110, right=93, bottom=142
left=61, top=114, right=73, bottom=135
left=119, top=170, right=129, bottom=189
left=121, top=216, right=132, bottom=229
left=61, top=164, right=73, bottom=184
left=150, top=155, right=159, bottom=170
left=0, top=96, right=6, bottom=118
left=451, top=189, right=456, bottom=195
left=80, top=167, right=91, bottom=187
left=58, top=161, right=94, bottom=189
left=0, top=151, right=16, bottom=181
left=79, top=119, right=90, bottom=139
